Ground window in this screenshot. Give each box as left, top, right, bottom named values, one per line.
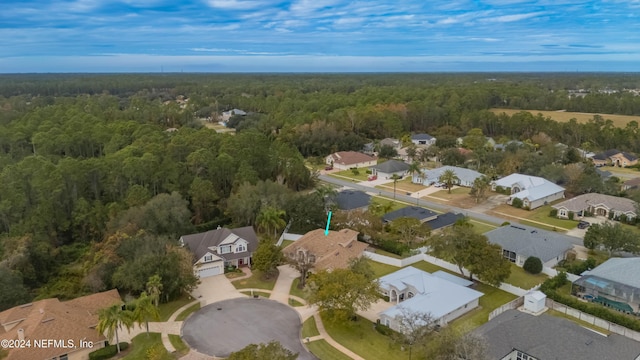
left=219, top=245, right=232, bottom=254
left=204, top=255, right=213, bottom=262
left=559, top=209, right=566, bottom=217
left=309, top=255, right=316, bottom=263
left=59, top=355, right=68, bottom=360
left=236, top=243, right=246, bottom=252
left=407, top=292, right=414, bottom=299
left=502, top=249, right=516, bottom=263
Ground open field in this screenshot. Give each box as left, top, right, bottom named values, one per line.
left=490, top=108, right=640, bottom=128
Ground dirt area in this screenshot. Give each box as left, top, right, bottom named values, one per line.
left=469, top=193, right=509, bottom=213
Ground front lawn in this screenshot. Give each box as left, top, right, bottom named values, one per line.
left=122, top=333, right=173, bottom=360
left=290, top=277, right=308, bottom=300
left=158, top=295, right=194, bottom=321
left=505, top=263, right=547, bottom=290
left=240, top=290, right=271, bottom=298
left=369, top=196, right=407, bottom=212
left=329, top=169, right=371, bottom=182
left=175, top=302, right=200, bottom=321
left=306, top=339, right=353, bottom=360
left=470, top=220, right=497, bottom=235
left=168, top=334, right=190, bottom=356
left=321, top=313, right=409, bottom=360
left=527, top=205, right=577, bottom=229
left=302, top=316, right=320, bottom=337
left=231, top=270, right=277, bottom=290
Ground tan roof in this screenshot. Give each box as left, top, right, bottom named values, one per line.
left=552, top=193, right=637, bottom=215
left=624, top=177, right=640, bottom=188
left=0, top=289, right=122, bottom=360
left=327, top=151, right=376, bottom=166
left=282, top=229, right=368, bottom=270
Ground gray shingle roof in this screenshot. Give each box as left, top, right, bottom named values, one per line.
left=411, top=133, right=434, bottom=140
left=370, top=159, right=410, bottom=174
left=334, top=190, right=371, bottom=210
left=180, top=226, right=258, bottom=263
left=484, top=224, right=574, bottom=263
left=425, top=212, right=465, bottom=230
left=582, top=258, right=640, bottom=289
left=475, top=310, right=640, bottom=360
left=552, top=193, right=637, bottom=215
left=383, top=206, right=438, bottom=222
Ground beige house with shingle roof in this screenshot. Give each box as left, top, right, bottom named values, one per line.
left=552, top=193, right=637, bottom=221
left=325, top=151, right=377, bottom=170
left=282, top=229, right=368, bottom=270
left=0, top=289, right=122, bottom=360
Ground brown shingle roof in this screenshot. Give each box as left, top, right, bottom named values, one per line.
left=624, top=177, right=640, bottom=188
left=282, top=229, right=368, bottom=270
left=0, top=289, right=122, bottom=360
left=327, top=151, right=376, bottom=166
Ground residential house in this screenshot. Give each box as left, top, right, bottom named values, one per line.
left=623, top=177, right=640, bottom=191
left=596, top=168, right=613, bottom=179
left=410, top=133, right=436, bottom=146
left=0, top=290, right=122, bottom=360
left=379, top=138, right=402, bottom=150
left=574, top=258, right=640, bottom=315
left=362, top=142, right=375, bottom=155
left=220, top=108, right=247, bottom=122
left=484, top=224, right=574, bottom=268
left=425, top=212, right=465, bottom=232
left=325, top=151, right=377, bottom=170
left=494, top=140, right=525, bottom=151
left=576, top=148, right=596, bottom=159
left=552, top=193, right=637, bottom=221
left=475, top=309, right=640, bottom=360
left=492, top=173, right=565, bottom=210
left=382, top=206, right=438, bottom=223
left=180, top=226, right=259, bottom=278
left=456, top=136, right=496, bottom=148
left=378, top=267, right=483, bottom=329
left=413, top=165, right=483, bottom=187
left=333, top=190, right=371, bottom=211
left=370, top=159, right=410, bottom=179
left=592, top=149, right=639, bottom=167
left=282, top=229, right=368, bottom=271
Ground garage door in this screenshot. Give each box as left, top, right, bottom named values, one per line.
left=198, top=266, right=222, bottom=278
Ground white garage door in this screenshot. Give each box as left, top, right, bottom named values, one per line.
left=198, top=266, right=222, bottom=278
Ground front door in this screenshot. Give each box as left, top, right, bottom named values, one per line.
left=238, top=258, right=244, bottom=266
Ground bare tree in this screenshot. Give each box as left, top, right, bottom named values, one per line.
left=392, top=308, right=437, bottom=360
left=427, top=325, right=489, bottom=360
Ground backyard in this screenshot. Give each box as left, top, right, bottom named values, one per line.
left=505, top=263, right=547, bottom=290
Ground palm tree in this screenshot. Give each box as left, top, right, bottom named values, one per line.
left=315, top=185, right=338, bottom=212
left=407, top=161, right=422, bottom=181
left=439, top=169, right=460, bottom=194
left=97, top=304, right=134, bottom=353
left=391, top=174, right=402, bottom=200
left=130, top=292, right=160, bottom=336
left=146, top=274, right=163, bottom=307
left=256, top=206, right=287, bottom=238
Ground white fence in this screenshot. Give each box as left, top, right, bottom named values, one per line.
left=546, top=298, right=640, bottom=342
left=542, top=266, right=580, bottom=282
left=488, top=296, right=524, bottom=321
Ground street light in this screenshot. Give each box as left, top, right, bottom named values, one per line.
left=416, top=191, right=420, bottom=206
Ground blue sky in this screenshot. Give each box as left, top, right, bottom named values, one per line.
left=1, top=0, right=639, bottom=72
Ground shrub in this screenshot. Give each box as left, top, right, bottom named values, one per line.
left=374, top=324, right=394, bottom=336
left=501, top=222, right=511, bottom=226
left=568, top=212, right=575, bottom=220
left=512, top=198, right=523, bottom=208
left=351, top=168, right=360, bottom=176
left=89, top=343, right=129, bottom=360
left=549, top=209, right=558, bottom=217
left=523, top=257, right=543, bottom=274
left=374, top=238, right=410, bottom=256
left=383, top=295, right=390, bottom=302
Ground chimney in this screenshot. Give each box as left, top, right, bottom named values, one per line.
left=217, top=225, right=221, bottom=230
left=17, top=328, right=24, bottom=341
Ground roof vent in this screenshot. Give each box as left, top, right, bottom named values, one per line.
left=217, top=225, right=221, bottom=230
left=531, top=230, right=537, bottom=234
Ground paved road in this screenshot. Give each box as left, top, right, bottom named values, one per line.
left=319, top=174, right=585, bottom=246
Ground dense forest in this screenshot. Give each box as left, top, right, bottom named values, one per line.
left=1, top=73, right=640, bottom=311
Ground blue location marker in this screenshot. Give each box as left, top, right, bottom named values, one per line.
left=325, top=211, right=332, bottom=235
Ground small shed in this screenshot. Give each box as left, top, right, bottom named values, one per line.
left=524, top=290, right=546, bottom=313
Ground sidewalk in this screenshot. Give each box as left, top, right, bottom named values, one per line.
left=311, top=313, right=365, bottom=360
left=270, top=265, right=300, bottom=304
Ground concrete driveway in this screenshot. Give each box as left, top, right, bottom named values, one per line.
left=191, top=275, right=243, bottom=305
left=182, top=298, right=316, bottom=359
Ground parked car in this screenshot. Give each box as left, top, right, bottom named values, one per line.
left=324, top=165, right=333, bottom=171
left=577, top=220, right=590, bottom=229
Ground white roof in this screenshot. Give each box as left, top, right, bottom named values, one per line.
left=526, top=290, right=546, bottom=301
left=219, top=234, right=239, bottom=245
left=420, top=166, right=483, bottom=184
left=379, top=267, right=483, bottom=320
left=493, top=173, right=564, bottom=202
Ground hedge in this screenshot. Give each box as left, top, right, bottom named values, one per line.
left=89, top=343, right=129, bottom=360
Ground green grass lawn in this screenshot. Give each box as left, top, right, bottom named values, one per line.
left=122, top=333, right=173, bottom=360
left=452, top=283, right=518, bottom=330
left=232, top=270, right=278, bottom=290
left=369, top=247, right=405, bottom=259
left=240, top=290, right=271, bottom=298
left=168, top=334, right=190, bottom=356
left=520, top=220, right=565, bottom=232
left=306, top=339, right=354, bottom=360
left=330, top=169, right=371, bottom=182
left=527, top=205, right=578, bottom=229
left=321, top=313, right=409, bottom=360
left=470, top=220, right=497, bottom=235
left=366, top=259, right=401, bottom=278
left=370, top=196, right=408, bottom=212
left=158, top=295, right=194, bottom=321
left=281, top=240, right=295, bottom=248
left=302, top=316, right=320, bottom=337
left=175, top=302, right=200, bottom=321
left=505, top=263, right=547, bottom=290
left=290, top=277, right=308, bottom=300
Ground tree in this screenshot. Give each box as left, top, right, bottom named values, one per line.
left=463, top=128, right=486, bottom=152
left=97, top=303, right=133, bottom=354
left=439, top=169, right=459, bottom=194
left=392, top=308, right=436, bottom=360
left=391, top=173, right=402, bottom=199
left=227, top=341, right=298, bottom=360
left=256, top=206, right=287, bottom=238
left=407, top=161, right=422, bottom=179
left=252, top=240, right=284, bottom=277
left=0, top=266, right=29, bottom=311
left=379, top=144, right=398, bottom=159
left=426, top=325, right=489, bottom=360
left=368, top=200, right=394, bottom=216
left=129, top=291, right=159, bottom=336
left=146, top=274, right=163, bottom=307
left=389, top=217, right=430, bottom=248
left=307, top=268, right=379, bottom=321
left=584, top=222, right=639, bottom=255
left=288, top=252, right=314, bottom=288
left=469, top=176, right=490, bottom=203
left=523, top=256, right=543, bottom=274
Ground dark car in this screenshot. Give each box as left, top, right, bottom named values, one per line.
left=577, top=220, right=590, bottom=229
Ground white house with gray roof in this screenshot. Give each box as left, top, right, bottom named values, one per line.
left=492, top=173, right=565, bottom=210
left=378, top=266, right=483, bottom=329
left=484, top=224, right=574, bottom=267
left=552, top=193, right=637, bottom=221
left=370, top=159, right=410, bottom=179
left=412, top=165, right=483, bottom=187
left=410, top=133, right=436, bottom=146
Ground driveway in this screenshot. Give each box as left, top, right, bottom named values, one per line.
left=191, top=275, right=243, bottom=305
left=182, top=298, right=316, bottom=359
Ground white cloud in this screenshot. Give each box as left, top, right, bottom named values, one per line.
left=206, top=0, right=265, bottom=10
left=489, top=11, right=547, bottom=22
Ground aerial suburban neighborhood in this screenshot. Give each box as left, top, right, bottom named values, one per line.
left=4, top=73, right=640, bottom=360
